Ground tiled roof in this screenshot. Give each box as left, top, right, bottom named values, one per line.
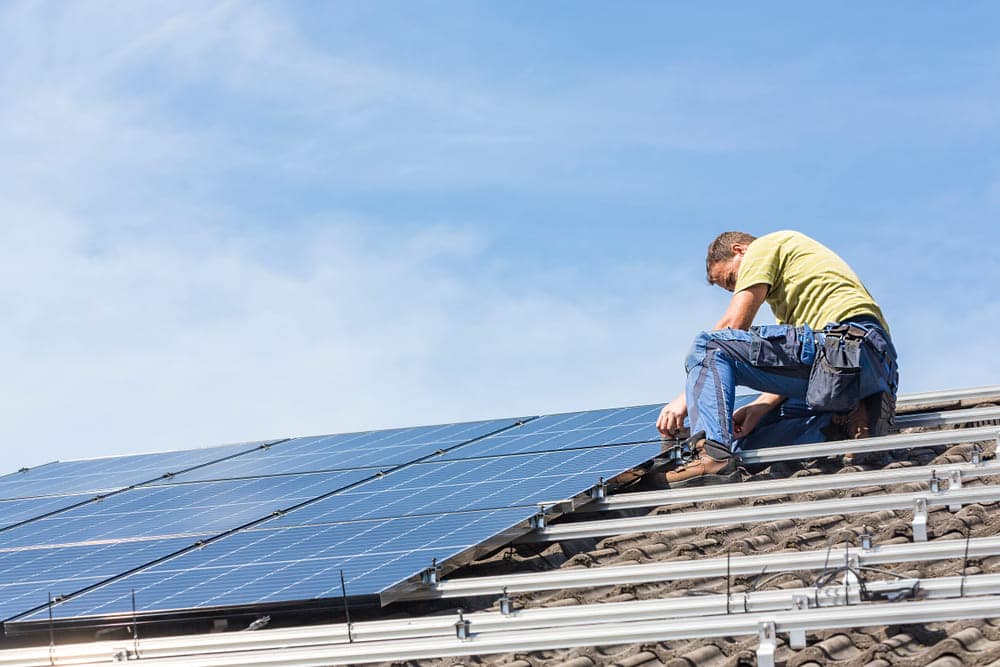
left=396, top=397, right=1000, bottom=666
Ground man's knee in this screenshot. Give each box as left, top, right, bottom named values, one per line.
left=685, top=329, right=754, bottom=373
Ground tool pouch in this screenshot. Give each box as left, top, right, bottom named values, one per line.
left=806, top=324, right=865, bottom=412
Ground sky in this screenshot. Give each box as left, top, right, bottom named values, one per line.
left=1, top=2, right=998, bottom=468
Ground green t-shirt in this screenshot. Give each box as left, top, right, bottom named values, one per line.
left=733, top=230, right=889, bottom=332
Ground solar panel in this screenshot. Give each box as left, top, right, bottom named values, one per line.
left=0, top=441, right=276, bottom=500
left=0, top=469, right=375, bottom=549
left=20, top=442, right=662, bottom=621
left=16, top=509, right=533, bottom=620
left=5, top=405, right=680, bottom=624
left=267, top=443, right=662, bottom=527
left=0, top=494, right=94, bottom=530
left=0, top=536, right=195, bottom=621
left=436, top=405, right=663, bottom=461
left=160, top=418, right=525, bottom=483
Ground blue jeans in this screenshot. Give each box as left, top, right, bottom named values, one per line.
left=684, top=322, right=898, bottom=452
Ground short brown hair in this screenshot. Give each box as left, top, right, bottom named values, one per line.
left=706, top=231, right=757, bottom=282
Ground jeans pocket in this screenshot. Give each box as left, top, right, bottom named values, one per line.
left=806, top=336, right=861, bottom=411
left=750, top=325, right=800, bottom=367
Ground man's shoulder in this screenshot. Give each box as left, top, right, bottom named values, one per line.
left=747, top=230, right=823, bottom=256
left=752, top=230, right=807, bottom=246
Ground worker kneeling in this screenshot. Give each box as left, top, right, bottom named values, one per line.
left=651, top=230, right=899, bottom=488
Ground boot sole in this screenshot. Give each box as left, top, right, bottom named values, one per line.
left=666, top=469, right=742, bottom=489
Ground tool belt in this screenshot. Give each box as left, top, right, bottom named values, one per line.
left=806, top=322, right=896, bottom=412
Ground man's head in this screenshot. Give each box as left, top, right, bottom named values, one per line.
left=705, top=231, right=757, bottom=292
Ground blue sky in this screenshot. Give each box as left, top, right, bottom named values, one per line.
left=1, top=2, right=998, bottom=467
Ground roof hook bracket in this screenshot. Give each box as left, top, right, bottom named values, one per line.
left=454, top=608, right=471, bottom=640
left=756, top=621, right=777, bottom=667
left=912, top=498, right=929, bottom=542
left=948, top=471, right=964, bottom=512
left=420, top=559, right=440, bottom=585
left=499, top=587, right=514, bottom=616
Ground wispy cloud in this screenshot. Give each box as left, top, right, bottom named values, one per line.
left=1, top=1, right=998, bottom=469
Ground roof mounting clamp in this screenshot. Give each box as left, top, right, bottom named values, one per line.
left=913, top=498, right=929, bottom=542
left=860, top=527, right=874, bottom=551
left=948, top=471, right=964, bottom=512
left=972, top=443, right=984, bottom=466
left=756, top=621, right=777, bottom=667
left=590, top=478, right=607, bottom=500
left=929, top=470, right=941, bottom=494
left=421, top=559, right=440, bottom=585
left=499, top=587, right=514, bottom=616
left=454, top=609, right=471, bottom=641
left=529, top=513, right=546, bottom=530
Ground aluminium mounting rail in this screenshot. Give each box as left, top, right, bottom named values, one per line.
left=896, top=384, right=1000, bottom=410
left=591, top=459, right=1000, bottom=512
left=42, top=596, right=1000, bottom=666
left=401, top=534, right=1000, bottom=600
left=5, top=574, right=1000, bottom=667
left=518, top=483, right=1000, bottom=543
left=896, top=405, right=1000, bottom=429
left=738, top=424, right=1000, bottom=466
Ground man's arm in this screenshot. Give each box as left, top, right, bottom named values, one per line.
left=657, top=283, right=774, bottom=436
left=713, top=283, right=769, bottom=330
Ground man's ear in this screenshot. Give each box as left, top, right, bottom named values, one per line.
left=731, top=243, right=748, bottom=257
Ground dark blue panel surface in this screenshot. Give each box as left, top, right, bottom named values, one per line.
left=6, top=408, right=679, bottom=623
left=0, top=536, right=193, bottom=621
left=0, top=441, right=274, bottom=501
left=439, top=405, right=663, bottom=460
left=23, top=508, right=533, bottom=620
left=164, top=418, right=526, bottom=482
left=0, top=493, right=94, bottom=530
left=0, top=469, right=374, bottom=549
left=268, top=443, right=661, bottom=527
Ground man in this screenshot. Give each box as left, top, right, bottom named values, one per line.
left=653, top=230, right=898, bottom=488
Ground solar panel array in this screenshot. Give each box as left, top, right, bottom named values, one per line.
left=0, top=407, right=672, bottom=625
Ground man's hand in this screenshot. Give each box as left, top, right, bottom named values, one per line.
left=657, top=394, right=687, bottom=436
left=732, top=394, right=784, bottom=439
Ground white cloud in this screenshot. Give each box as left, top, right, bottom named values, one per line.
left=0, top=208, right=718, bottom=467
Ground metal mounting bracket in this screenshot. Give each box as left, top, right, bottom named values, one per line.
left=788, top=597, right=809, bottom=648
left=454, top=609, right=471, bottom=641
left=420, top=559, right=440, bottom=585
left=929, top=470, right=940, bottom=494
left=499, top=587, right=514, bottom=616
left=912, top=498, right=929, bottom=542
left=756, top=621, right=777, bottom=667
left=590, top=478, right=607, bottom=500
left=948, top=471, right=964, bottom=512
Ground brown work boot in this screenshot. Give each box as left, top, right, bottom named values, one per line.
left=658, top=437, right=740, bottom=488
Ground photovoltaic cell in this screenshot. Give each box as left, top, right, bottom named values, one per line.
left=439, top=397, right=758, bottom=461
left=0, top=469, right=375, bottom=549
left=162, top=418, right=526, bottom=483
left=21, top=508, right=535, bottom=620
left=437, top=405, right=664, bottom=460
left=0, top=536, right=194, bottom=621
left=267, top=443, right=662, bottom=527
left=0, top=441, right=275, bottom=501
left=0, top=493, right=95, bottom=530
